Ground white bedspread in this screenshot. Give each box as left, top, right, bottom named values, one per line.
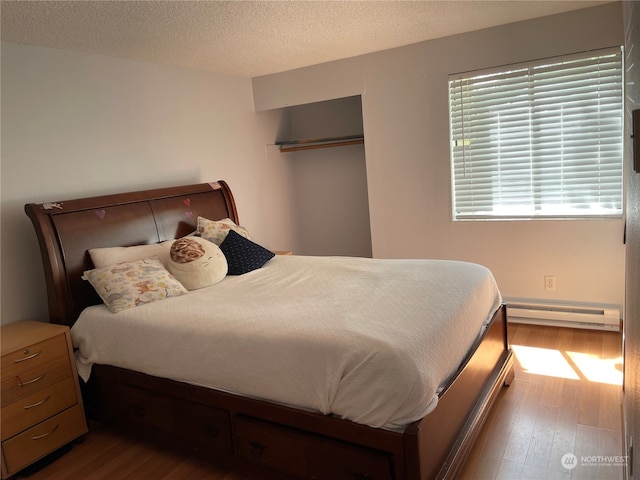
left=71, top=255, right=501, bottom=430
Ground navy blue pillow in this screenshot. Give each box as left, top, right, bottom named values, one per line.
left=219, top=230, right=275, bottom=275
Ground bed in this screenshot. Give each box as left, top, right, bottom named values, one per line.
left=25, top=180, right=514, bottom=480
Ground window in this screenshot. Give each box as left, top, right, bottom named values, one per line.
left=449, top=48, right=623, bottom=220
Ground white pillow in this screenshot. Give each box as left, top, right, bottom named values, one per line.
left=89, top=241, right=173, bottom=268
left=167, top=237, right=228, bottom=290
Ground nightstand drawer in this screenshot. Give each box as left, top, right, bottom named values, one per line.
left=2, top=404, right=86, bottom=476
left=1, top=321, right=87, bottom=480
left=0, top=355, right=72, bottom=407
left=1, top=377, right=78, bottom=440
left=1, top=334, right=68, bottom=381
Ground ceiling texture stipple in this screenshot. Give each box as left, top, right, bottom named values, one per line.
left=0, top=0, right=615, bottom=78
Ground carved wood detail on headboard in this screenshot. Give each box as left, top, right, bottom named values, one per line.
left=25, top=181, right=238, bottom=327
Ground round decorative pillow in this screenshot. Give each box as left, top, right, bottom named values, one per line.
left=167, top=236, right=228, bottom=290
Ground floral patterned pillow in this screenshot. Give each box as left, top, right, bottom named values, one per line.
left=197, top=216, right=250, bottom=245
left=83, top=256, right=188, bottom=313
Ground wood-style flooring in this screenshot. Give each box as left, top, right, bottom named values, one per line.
left=460, top=322, right=624, bottom=480
left=14, top=323, right=624, bottom=480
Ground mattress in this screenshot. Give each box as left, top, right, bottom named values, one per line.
left=71, top=255, right=502, bottom=431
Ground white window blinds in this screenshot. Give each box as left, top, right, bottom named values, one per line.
left=449, top=48, right=623, bottom=220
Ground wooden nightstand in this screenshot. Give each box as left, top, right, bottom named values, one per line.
left=273, top=250, right=292, bottom=256
left=1, top=321, right=88, bottom=479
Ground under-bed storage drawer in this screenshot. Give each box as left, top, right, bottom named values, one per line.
left=118, top=383, right=232, bottom=454
left=234, top=415, right=393, bottom=480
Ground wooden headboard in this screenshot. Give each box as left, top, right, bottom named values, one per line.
left=25, top=181, right=238, bottom=327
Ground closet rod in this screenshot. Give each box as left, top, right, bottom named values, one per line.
left=279, top=139, right=364, bottom=152
left=276, top=135, right=364, bottom=152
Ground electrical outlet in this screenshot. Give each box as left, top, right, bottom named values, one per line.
left=544, top=276, right=556, bottom=291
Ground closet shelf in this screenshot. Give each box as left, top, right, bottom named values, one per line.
left=276, top=134, right=364, bottom=152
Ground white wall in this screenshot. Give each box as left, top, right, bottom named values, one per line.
left=1, top=4, right=626, bottom=327
left=288, top=144, right=372, bottom=257
left=277, top=96, right=372, bottom=257
left=1, top=42, right=297, bottom=326
left=253, top=3, right=626, bottom=311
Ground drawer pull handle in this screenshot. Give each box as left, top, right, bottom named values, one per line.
left=14, top=350, right=41, bottom=363
left=24, top=395, right=51, bottom=410
left=18, top=373, right=46, bottom=387
left=350, top=473, right=373, bottom=480
left=132, top=406, right=146, bottom=418
left=32, top=424, right=59, bottom=440
left=249, top=442, right=266, bottom=459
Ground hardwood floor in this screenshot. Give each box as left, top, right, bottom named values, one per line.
left=460, top=322, right=624, bottom=480
left=11, top=424, right=251, bottom=480
left=14, top=323, right=624, bottom=480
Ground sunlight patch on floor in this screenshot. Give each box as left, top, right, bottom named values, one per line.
left=512, top=344, right=579, bottom=380
left=512, top=344, right=623, bottom=385
left=566, top=351, right=623, bottom=385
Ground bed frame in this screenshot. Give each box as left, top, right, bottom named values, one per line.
left=25, top=180, right=514, bottom=480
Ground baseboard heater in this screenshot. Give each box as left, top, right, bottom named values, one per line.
left=506, top=299, right=621, bottom=332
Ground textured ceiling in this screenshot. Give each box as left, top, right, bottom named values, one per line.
left=0, top=0, right=614, bottom=78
